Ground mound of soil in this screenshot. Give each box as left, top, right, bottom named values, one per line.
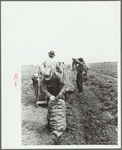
left=60, top=73, right=117, bottom=145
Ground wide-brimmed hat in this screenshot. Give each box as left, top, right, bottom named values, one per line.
left=78, top=57, right=84, bottom=62
left=48, top=51, right=55, bottom=57
left=43, top=66, right=53, bottom=81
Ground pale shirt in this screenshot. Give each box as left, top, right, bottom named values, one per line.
left=43, top=57, right=61, bottom=73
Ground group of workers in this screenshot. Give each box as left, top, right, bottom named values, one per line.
left=32, top=50, right=88, bottom=142
left=37, top=50, right=87, bottom=98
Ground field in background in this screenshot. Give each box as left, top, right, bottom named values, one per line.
left=21, top=62, right=118, bottom=145
left=88, top=62, right=117, bottom=78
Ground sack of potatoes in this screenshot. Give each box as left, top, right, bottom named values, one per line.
left=47, top=99, right=66, bottom=137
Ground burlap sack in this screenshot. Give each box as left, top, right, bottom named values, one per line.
left=63, top=70, right=75, bottom=92
left=48, top=99, right=66, bottom=137
left=32, top=74, right=46, bottom=100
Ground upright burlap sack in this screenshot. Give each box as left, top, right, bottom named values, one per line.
left=48, top=99, right=66, bottom=137
left=32, top=74, right=46, bottom=101
left=63, top=70, right=75, bottom=92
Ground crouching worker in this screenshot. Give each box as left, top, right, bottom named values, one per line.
left=41, top=66, right=67, bottom=140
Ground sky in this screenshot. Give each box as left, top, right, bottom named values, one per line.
left=2, top=1, right=120, bottom=65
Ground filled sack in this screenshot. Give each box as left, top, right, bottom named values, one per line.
left=47, top=99, right=66, bottom=137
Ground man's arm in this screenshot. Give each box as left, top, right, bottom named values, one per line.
left=75, top=59, right=86, bottom=71
left=71, top=60, right=75, bottom=70
left=56, top=73, right=67, bottom=98
left=56, top=62, right=62, bottom=74
left=41, top=79, right=52, bottom=99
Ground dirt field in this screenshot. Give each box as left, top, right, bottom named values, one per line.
left=21, top=62, right=118, bottom=145
left=88, top=62, right=117, bottom=78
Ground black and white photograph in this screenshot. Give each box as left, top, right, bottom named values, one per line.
left=2, top=1, right=121, bottom=148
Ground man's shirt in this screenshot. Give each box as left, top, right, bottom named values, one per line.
left=41, top=72, right=67, bottom=98
left=43, top=57, right=62, bottom=73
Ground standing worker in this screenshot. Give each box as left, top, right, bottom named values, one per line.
left=43, top=50, right=62, bottom=74
left=75, top=57, right=85, bottom=92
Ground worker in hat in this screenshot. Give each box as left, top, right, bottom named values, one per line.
left=41, top=65, right=67, bottom=140
left=41, top=65, right=67, bottom=101
left=43, top=50, right=62, bottom=74
left=73, top=57, right=85, bottom=92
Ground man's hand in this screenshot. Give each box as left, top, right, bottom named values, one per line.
left=57, top=92, right=65, bottom=100
left=48, top=95, right=56, bottom=108
left=50, top=95, right=56, bottom=101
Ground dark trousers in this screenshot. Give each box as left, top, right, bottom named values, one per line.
left=76, top=72, right=84, bottom=92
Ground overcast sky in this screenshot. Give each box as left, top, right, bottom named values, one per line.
left=2, top=1, right=120, bottom=65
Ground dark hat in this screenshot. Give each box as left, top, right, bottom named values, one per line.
left=78, top=57, right=84, bottom=62
left=48, top=50, right=55, bottom=57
